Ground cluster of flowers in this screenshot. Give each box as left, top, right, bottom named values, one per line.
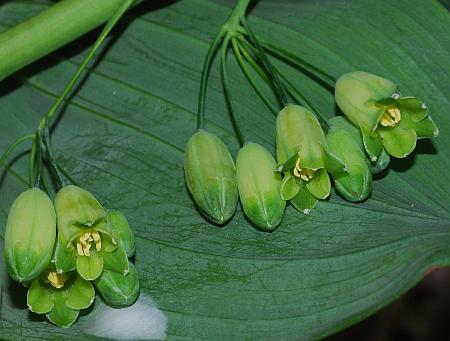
left=3, top=185, right=139, bottom=327
left=184, top=71, right=438, bottom=230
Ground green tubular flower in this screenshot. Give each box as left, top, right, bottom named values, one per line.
left=236, top=143, right=285, bottom=230
left=94, top=262, right=140, bottom=307
left=335, top=71, right=439, bottom=159
left=326, top=117, right=372, bottom=202
left=184, top=130, right=239, bottom=224
left=27, top=269, right=95, bottom=328
left=54, top=185, right=129, bottom=281
left=276, top=104, right=331, bottom=214
left=3, top=187, right=56, bottom=283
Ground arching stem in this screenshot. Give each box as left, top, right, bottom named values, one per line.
left=232, top=37, right=278, bottom=115
left=221, top=36, right=246, bottom=146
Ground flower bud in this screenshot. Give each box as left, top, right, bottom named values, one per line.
left=4, top=187, right=56, bottom=283
left=276, top=105, right=330, bottom=213
left=94, top=262, right=140, bottom=307
left=108, top=210, right=135, bottom=258
left=335, top=71, right=438, bottom=159
left=326, top=117, right=372, bottom=202
left=184, top=130, right=238, bottom=224
left=236, top=143, right=285, bottom=230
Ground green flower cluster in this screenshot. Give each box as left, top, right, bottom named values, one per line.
left=277, top=71, right=438, bottom=212
left=185, top=71, right=439, bottom=224
left=3, top=186, right=139, bottom=327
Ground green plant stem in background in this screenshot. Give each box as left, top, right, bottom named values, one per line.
left=31, top=0, right=136, bottom=190
left=196, top=0, right=252, bottom=131
left=0, top=134, right=34, bottom=166
left=0, top=0, right=142, bottom=82
left=221, top=37, right=246, bottom=146
left=0, top=0, right=136, bottom=191
left=261, top=42, right=337, bottom=88
left=231, top=37, right=278, bottom=115
left=240, top=17, right=289, bottom=108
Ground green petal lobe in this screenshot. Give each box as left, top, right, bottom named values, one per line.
left=280, top=173, right=299, bottom=201
left=27, top=280, right=53, bottom=314
left=66, top=276, right=95, bottom=310
left=379, top=127, right=417, bottom=158
left=290, top=181, right=318, bottom=214
left=102, top=243, right=129, bottom=275
left=306, top=169, right=331, bottom=200
left=46, top=291, right=79, bottom=328
left=76, top=253, right=104, bottom=280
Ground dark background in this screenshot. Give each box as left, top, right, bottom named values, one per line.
left=327, top=268, right=450, bottom=340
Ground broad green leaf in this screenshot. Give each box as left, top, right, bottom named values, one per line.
left=1, top=0, right=450, bottom=340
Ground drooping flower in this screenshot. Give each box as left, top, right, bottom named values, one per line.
left=276, top=104, right=331, bottom=214
left=184, top=130, right=239, bottom=224
left=3, top=187, right=56, bottom=283
left=335, top=71, right=439, bottom=159
left=236, top=142, right=285, bottom=230
left=54, top=185, right=129, bottom=281
left=27, top=269, right=95, bottom=328
left=326, top=117, right=372, bottom=202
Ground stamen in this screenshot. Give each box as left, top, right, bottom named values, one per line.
left=92, top=231, right=102, bottom=252
left=380, top=107, right=401, bottom=127
left=77, top=242, right=84, bottom=256
left=293, top=159, right=314, bottom=181
left=76, top=231, right=102, bottom=256
left=47, top=270, right=66, bottom=289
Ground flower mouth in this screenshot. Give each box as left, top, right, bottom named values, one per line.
left=47, top=270, right=68, bottom=289
left=293, top=159, right=315, bottom=181
left=76, top=230, right=102, bottom=257
left=379, top=106, right=401, bottom=127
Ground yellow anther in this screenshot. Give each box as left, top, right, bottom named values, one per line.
left=92, top=231, right=102, bottom=252
left=83, top=243, right=91, bottom=256
left=380, top=107, right=401, bottom=127
left=47, top=270, right=66, bottom=289
left=79, top=232, right=91, bottom=245
left=76, top=242, right=84, bottom=256
left=76, top=231, right=101, bottom=256
left=293, top=158, right=314, bottom=182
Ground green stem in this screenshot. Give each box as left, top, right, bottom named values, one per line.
left=42, top=130, right=65, bottom=189
left=31, top=0, right=135, bottom=189
left=236, top=39, right=271, bottom=84
left=196, top=0, right=252, bottom=130
left=221, top=36, right=246, bottom=146
left=197, top=28, right=226, bottom=130
left=56, top=163, right=80, bottom=187
left=0, top=0, right=141, bottom=82
left=38, top=0, right=136, bottom=132
left=0, top=134, right=35, bottom=166
left=240, top=17, right=289, bottom=107
left=261, top=42, right=336, bottom=89
left=232, top=38, right=278, bottom=115
left=29, top=135, right=37, bottom=187
left=34, top=134, right=43, bottom=187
